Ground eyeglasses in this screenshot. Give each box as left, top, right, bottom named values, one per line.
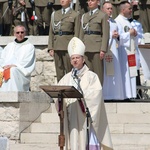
left=16, top=31, right=25, bottom=34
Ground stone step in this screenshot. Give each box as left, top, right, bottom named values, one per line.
left=111, top=134, right=150, bottom=145
left=9, top=143, right=58, bottom=150
left=31, top=120, right=150, bottom=134
left=20, top=133, right=59, bottom=144
left=107, top=113, right=150, bottom=124
left=9, top=142, right=150, bottom=150
left=105, top=103, right=150, bottom=114
left=19, top=133, right=150, bottom=150
left=19, top=102, right=150, bottom=150
left=114, top=145, right=150, bottom=150
left=40, top=113, right=59, bottom=123
left=109, top=123, right=150, bottom=134
left=30, top=122, right=60, bottom=133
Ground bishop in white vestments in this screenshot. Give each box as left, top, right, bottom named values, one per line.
left=57, top=37, right=113, bottom=150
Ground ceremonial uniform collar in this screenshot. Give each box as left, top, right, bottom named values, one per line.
left=62, top=7, right=70, bottom=14
left=89, top=8, right=98, bottom=15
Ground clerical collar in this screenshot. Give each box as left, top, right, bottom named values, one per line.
left=109, top=17, right=113, bottom=21
left=89, top=8, right=98, bottom=15
left=62, top=7, right=70, bottom=14
left=15, top=38, right=28, bottom=43
left=128, top=18, right=133, bottom=23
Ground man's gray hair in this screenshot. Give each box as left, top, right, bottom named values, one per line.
left=13, top=25, right=26, bottom=33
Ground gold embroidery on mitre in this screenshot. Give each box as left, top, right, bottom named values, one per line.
left=72, top=38, right=76, bottom=53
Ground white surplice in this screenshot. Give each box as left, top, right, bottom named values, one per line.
left=58, top=65, right=113, bottom=150
left=115, top=15, right=137, bottom=99
left=103, top=18, right=124, bottom=100
left=0, top=38, right=35, bottom=91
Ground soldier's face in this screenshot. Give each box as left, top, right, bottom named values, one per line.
left=60, top=0, right=71, bottom=8
left=87, top=0, right=100, bottom=10
left=102, top=3, right=113, bottom=17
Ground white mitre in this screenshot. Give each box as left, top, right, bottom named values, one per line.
left=68, top=37, right=85, bottom=57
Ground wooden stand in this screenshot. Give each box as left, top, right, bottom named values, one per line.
left=40, top=85, right=83, bottom=150
left=138, top=44, right=150, bottom=49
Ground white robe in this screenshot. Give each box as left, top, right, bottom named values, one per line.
left=58, top=65, right=113, bottom=150
left=0, top=38, right=35, bottom=91
left=103, top=18, right=124, bottom=100
left=115, top=14, right=137, bottom=99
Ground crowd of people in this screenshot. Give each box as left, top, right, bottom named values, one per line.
left=49, top=1, right=145, bottom=148
left=0, top=0, right=149, bottom=36
left=0, top=0, right=55, bottom=36
left=0, top=0, right=147, bottom=96
left=47, top=0, right=145, bottom=100
left=0, top=0, right=146, bottom=100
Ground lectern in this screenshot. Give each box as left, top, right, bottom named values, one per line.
left=40, top=85, right=83, bottom=150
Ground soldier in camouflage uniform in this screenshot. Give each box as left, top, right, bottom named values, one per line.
left=13, top=0, right=29, bottom=34
left=0, top=0, right=13, bottom=35
left=25, top=0, right=38, bottom=35
left=34, top=0, right=53, bottom=35
left=132, top=0, right=150, bottom=33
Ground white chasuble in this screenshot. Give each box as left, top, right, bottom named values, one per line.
left=58, top=65, right=113, bottom=150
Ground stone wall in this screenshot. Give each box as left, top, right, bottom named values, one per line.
left=0, top=92, right=51, bottom=140
left=31, top=46, right=57, bottom=91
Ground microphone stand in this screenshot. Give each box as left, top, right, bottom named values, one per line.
left=73, top=75, right=93, bottom=150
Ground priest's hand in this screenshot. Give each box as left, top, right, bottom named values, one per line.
left=129, top=28, right=137, bottom=37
